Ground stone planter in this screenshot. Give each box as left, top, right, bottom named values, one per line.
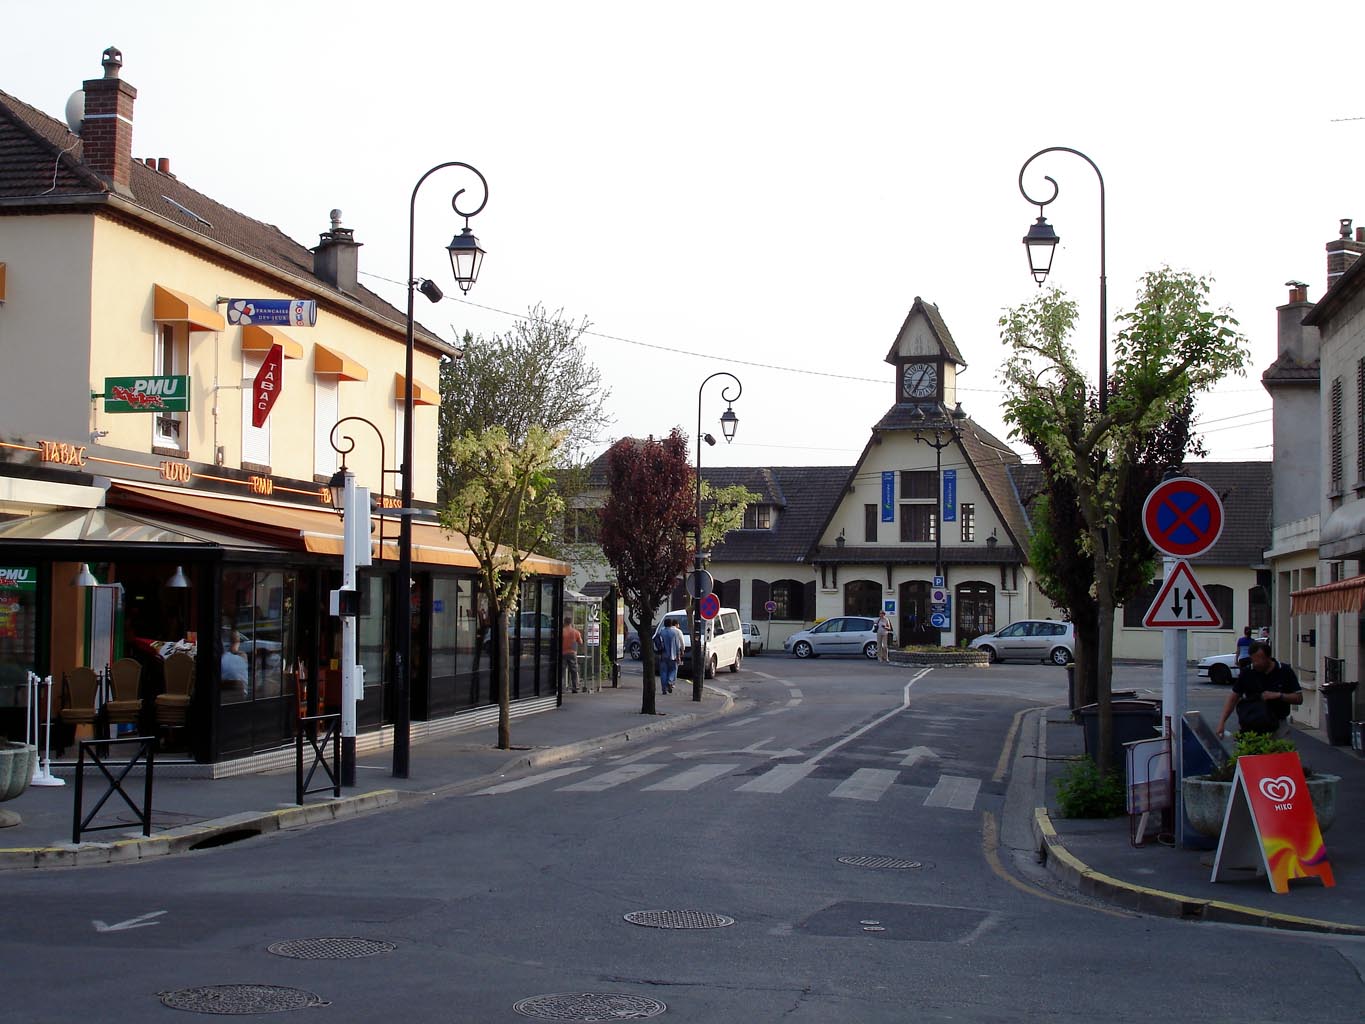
left=0, top=741, right=37, bottom=827
left=1182, top=772, right=1341, bottom=838
left=889, top=648, right=990, bottom=668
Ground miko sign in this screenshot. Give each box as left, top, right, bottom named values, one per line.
left=1142, top=477, right=1224, bottom=558
left=698, top=593, right=721, bottom=621
left=1143, top=560, right=1222, bottom=629
left=251, top=344, right=283, bottom=428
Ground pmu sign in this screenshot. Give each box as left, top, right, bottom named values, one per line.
left=103, top=375, right=191, bottom=412
left=251, top=344, right=283, bottom=428
left=1142, top=477, right=1224, bottom=558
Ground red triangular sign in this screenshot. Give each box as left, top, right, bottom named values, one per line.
left=1143, top=559, right=1222, bottom=629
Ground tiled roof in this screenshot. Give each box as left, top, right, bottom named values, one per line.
left=708, top=466, right=849, bottom=563
left=0, top=87, right=445, bottom=350
left=808, top=543, right=1026, bottom=566
left=1261, top=354, right=1320, bottom=384
left=883, top=296, right=967, bottom=368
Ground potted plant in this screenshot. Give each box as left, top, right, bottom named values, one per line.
left=0, top=740, right=38, bottom=828
left=1182, top=732, right=1340, bottom=838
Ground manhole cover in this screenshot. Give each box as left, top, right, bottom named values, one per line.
left=837, top=855, right=925, bottom=870
left=513, top=992, right=667, bottom=1020
left=157, top=985, right=329, bottom=1014
left=623, top=909, right=735, bottom=929
left=267, top=936, right=396, bottom=960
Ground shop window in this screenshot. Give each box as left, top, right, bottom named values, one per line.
left=220, top=569, right=295, bottom=707
left=843, top=579, right=881, bottom=617
left=960, top=503, right=975, bottom=542
left=153, top=323, right=188, bottom=452
left=954, top=581, right=995, bottom=643
left=900, top=505, right=936, bottom=543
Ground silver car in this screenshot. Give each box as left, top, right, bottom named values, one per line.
left=783, top=616, right=879, bottom=660
left=969, top=620, right=1074, bottom=666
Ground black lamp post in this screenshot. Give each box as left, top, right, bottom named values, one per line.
left=396, top=162, right=488, bottom=778
left=692, top=372, right=741, bottom=702
left=1018, top=146, right=1107, bottom=414
left=913, top=402, right=967, bottom=638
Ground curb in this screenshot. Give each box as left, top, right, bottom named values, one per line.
left=1032, top=807, right=1365, bottom=936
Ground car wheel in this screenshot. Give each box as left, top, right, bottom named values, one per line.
left=863, top=641, right=879, bottom=660
left=793, top=640, right=813, bottom=659
left=628, top=640, right=642, bottom=660
left=730, top=651, right=742, bottom=673
left=1050, top=647, right=1071, bottom=667
left=1209, top=662, right=1232, bottom=685
left=705, top=655, right=718, bottom=679
left=980, top=645, right=998, bottom=664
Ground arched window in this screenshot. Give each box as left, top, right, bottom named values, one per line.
left=844, top=579, right=881, bottom=617
left=1248, top=585, right=1271, bottom=630
left=770, top=579, right=813, bottom=621
left=955, top=581, right=995, bottom=643
left=898, top=580, right=936, bottom=645
left=1205, top=584, right=1234, bottom=631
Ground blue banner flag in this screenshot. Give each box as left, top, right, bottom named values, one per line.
left=942, top=469, right=957, bottom=522
left=881, top=471, right=895, bottom=522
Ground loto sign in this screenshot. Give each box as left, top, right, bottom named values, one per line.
left=251, top=344, right=283, bottom=428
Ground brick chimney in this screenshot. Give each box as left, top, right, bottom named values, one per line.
left=1326, top=218, right=1365, bottom=290
left=312, top=209, right=361, bottom=294
left=80, top=47, right=136, bottom=195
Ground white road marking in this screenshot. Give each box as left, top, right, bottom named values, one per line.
left=675, top=738, right=804, bottom=760
left=830, top=768, right=900, bottom=801
left=892, top=745, right=939, bottom=768
left=736, top=763, right=818, bottom=793
left=559, top=763, right=666, bottom=792
left=722, top=715, right=762, bottom=728
left=473, top=765, right=591, bottom=794
left=787, top=688, right=803, bottom=699
left=786, top=698, right=802, bottom=708
left=805, top=669, right=932, bottom=765
left=93, top=910, right=166, bottom=932
left=612, top=745, right=672, bottom=765
left=924, top=775, right=982, bottom=811
left=643, top=763, right=738, bottom=791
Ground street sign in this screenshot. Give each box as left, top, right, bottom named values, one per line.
left=226, top=298, right=318, bottom=327
left=102, top=375, right=191, bottom=413
left=685, top=569, right=714, bottom=600
left=1212, top=753, right=1334, bottom=893
left=929, top=612, right=949, bottom=629
left=933, top=575, right=945, bottom=589
left=1143, top=560, right=1222, bottom=629
left=764, top=599, right=777, bottom=615
left=251, top=344, right=283, bottom=428
left=1142, top=477, right=1224, bottom=558
left=883, top=599, right=896, bottom=614
left=930, top=587, right=948, bottom=605
left=698, top=593, right=721, bottom=620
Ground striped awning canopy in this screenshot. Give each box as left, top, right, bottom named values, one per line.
left=1290, top=574, right=1365, bottom=617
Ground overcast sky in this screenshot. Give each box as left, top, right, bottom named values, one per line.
left=5, top=1, right=1364, bottom=469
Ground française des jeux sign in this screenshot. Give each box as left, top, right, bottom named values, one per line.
left=1211, top=752, right=1334, bottom=894
left=103, top=375, right=191, bottom=413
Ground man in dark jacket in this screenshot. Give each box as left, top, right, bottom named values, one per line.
left=1215, top=640, right=1302, bottom=738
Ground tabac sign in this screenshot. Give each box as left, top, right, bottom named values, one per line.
left=101, top=375, right=191, bottom=413
left=252, top=344, right=283, bottom=428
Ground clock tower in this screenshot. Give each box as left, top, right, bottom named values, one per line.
left=885, top=296, right=967, bottom=409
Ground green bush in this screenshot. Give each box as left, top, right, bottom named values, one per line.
left=1209, top=731, right=1298, bottom=782
left=1054, top=756, right=1126, bottom=818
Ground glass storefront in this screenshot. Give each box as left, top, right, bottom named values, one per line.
left=219, top=568, right=298, bottom=757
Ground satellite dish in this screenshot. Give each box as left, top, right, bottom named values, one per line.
left=64, top=90, right=84, bottom=133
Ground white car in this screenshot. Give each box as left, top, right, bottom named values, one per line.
left=1196, top=630, right=1267, bottom=684
left=654, top=608, right=745, bottom=677
left=968, top=620, right=1074, bottom=666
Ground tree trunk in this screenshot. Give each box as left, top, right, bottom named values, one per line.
left=1094, top=552, right=1116, bottom=776
left=639, top=613, right=657, bottom=716
left=497, top=605, right=511, bottom=750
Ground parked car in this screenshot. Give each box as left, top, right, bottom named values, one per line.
left=654, top=608, right=745, bottom=676
left=783, top=616, right=879, bottom=660
left=625, top=630, right=642, bottom=660
left=968, top=620, right=1074, bottom=666
left=1196, top=628, right=1268, bottom=684
left=741, top=621, right=764, bottom=656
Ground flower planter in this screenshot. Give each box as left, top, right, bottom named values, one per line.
left=0, top=741, right=37, bottom=828
left=1182, top=772, right=1341, bottom=838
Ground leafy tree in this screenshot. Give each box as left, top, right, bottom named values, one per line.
left=999, top=268, right=1248, bottom=769
left=598, top=431, right=697, bottom=716
left=440, top=425, right=565, bottom=749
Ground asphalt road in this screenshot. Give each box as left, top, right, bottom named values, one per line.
left=4, top=657, right=1363, bottom=1022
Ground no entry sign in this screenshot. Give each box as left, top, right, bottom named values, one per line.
left=1141, top=477, right=1224, bottom=558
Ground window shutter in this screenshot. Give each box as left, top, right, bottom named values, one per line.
left=803, top=580, right=816, bottom=620
left=1331, top=377, right=1343, bottom=491
left=752, top=579, right=770, bottom=613
left=314, top=377, right=339, bottom=478
left=241, top=357, right=271, bottom=468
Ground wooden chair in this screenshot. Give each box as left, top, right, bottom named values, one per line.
left=155, top=652, right=194, bottom=734
left=104, top=657, right=143, bottom=730
left=59, top=667, right=102, bottom=729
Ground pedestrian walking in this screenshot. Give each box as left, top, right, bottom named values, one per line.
left=561, top=615, right=583, bottom=693
left=876, top=609, right=893, bottom=663
left=658, top=619, right=684, bottom=694
left=1215, top=640, right=1302, bottom=738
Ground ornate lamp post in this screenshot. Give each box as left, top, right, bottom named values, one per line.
left=396, top=162, right=488, bottom=777
left=1018, top=146, right=1108, bottom=413
left=692, top=372, right=741, bottom=702
left=913, top=402, right=967, bottom=638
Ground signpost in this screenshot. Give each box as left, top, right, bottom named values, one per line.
left=251, top=344, right=284, bottom=428
left=1142, top=476, right=1224, bottom=559
left=1142, top=561, right=1222, bottom=629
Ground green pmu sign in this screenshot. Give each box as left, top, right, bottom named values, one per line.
left=101, top=375, right=191, bottom=413
left=0, top=566, right=37, bottom=591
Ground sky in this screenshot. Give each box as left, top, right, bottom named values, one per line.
left=5, top=1, right=1364, bottom=469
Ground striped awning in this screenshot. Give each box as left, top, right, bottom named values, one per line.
left=1290, top=574, right=1365, bottom=616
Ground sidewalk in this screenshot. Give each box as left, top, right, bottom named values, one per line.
left=1033, top=707, right=1365, bottom=934
left=0, top=672, right=733, bottom=870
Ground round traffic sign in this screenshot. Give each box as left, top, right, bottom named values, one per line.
left=1141, top=477, right=1224, bottom=558
left=764, top=599, right=777, bottom=614
left=929, top=613, right=949, bottom=629
left=698, top=593, right=721, bottom=620
left=685, top=569, right=714, bottom=601
left=930, top=587, right=947, bottom=605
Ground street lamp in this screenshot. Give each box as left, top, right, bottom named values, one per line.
left=692, top=372, right=742, bottom=702
left=1018, top=146, right=1108, bottom=413
left=397, top=162, right=488, bottom=778
left=913, top=402, right=967, bottom=639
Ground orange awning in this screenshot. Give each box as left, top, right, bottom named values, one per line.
left=241, top=325, right=304, bottom=360
left=314, top=343, right=368, bottom=382
left=153, top=284, right=226, bottom=332
left=1291, top=574, right=1365, bottom=617
left=394, top=373, right=439, bottom=406
left=107, top=483, right=569, bottom=576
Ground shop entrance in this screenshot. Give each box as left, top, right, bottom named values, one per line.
left=898, top=580, right=939, bottom=646
left=219, top=568, right=299, bottom=757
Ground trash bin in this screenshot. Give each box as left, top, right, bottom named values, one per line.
left=1322, top=681, right=1358, bottom=746
left=1077, top=700, right=1163, bottom=776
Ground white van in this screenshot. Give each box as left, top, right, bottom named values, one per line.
left=654, top=607, right=744, bottom=677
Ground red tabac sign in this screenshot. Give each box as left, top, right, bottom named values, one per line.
left=1212, top=752, right=1334, bottom=894
left=251, top=343, right=283, bottom=428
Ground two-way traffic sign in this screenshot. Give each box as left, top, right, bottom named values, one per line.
left=1142, top=560, right=1222, bottom=629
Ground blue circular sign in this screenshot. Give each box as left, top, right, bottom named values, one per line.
left=929, top=612, right=949, bottom=629
left=1141, top=477, right=1224, bottom=558
left=698, top=593, right=721, bottom=620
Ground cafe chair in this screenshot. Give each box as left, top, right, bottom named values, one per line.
left=155, top=651, right=195, bottom=739
left=104, top=657, right=143, bottom=730
left=59, top=666, right=102, bottom=730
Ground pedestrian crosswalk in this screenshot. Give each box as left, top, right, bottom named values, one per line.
left=471, top=760, right=984, bottom=809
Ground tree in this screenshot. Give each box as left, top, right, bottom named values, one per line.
left=438, top=303, right=610, bottom=503
left=598, top=432, right=697, bottom=716
left=999, top=268, right=1248, bottom=770
left=440, top=425, right=565, bottom=749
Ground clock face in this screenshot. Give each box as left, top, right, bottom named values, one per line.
left=903, top=362, right=938, bottom=399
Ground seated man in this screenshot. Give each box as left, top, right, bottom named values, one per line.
left=220, top=633, right=250, bottom=695
left=1215, top=640, right=1301, bottom=738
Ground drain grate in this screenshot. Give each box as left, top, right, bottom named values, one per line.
left=837, top=855, right=925, bottom=870
left=157, top=985, right=329, bottom=1015
left=267, top=937, right=396, bottom=960
left=623, top=909, right=735, bottom=930
left=513, top=992, right=666, bottom=1020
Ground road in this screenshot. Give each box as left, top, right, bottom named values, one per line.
left=3, top=657, right=1363, bottom=1021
